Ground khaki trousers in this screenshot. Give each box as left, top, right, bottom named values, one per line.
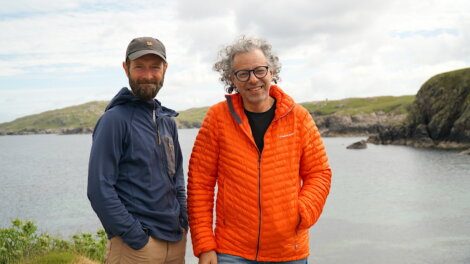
left=105, top=234, right=186, bottom=264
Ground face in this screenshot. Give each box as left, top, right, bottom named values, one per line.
left=231, top=49, right=273, bottom=112
left=123, top=54, right=167, bottom=101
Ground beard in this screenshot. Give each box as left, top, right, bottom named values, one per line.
left=128, top=75, right=165, bottom=101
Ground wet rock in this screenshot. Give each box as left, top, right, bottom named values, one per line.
left=347, top=140, right=367, bottom=149
left=459, top=149, right=470, bottom=155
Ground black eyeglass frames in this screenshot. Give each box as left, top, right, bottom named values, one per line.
left=233, top=66, right=269, bottom=82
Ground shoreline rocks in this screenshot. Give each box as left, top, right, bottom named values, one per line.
left=346, top=140, right=367, bottom=149
left=0, top=127, right=93, bottom=136
left=315, top=112, right=407, bottom=137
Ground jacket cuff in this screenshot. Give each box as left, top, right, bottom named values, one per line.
left=298, top=199, right=312, bottom=230
left=121, top=220, right=149, bottom=250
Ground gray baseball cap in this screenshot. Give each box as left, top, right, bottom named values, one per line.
left=126, top=37, right=166, bottom=62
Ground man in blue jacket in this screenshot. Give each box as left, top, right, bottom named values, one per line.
left=88, top=36, right=188, bottom=263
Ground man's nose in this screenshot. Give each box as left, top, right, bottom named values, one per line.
left=247, top=71, right=258, bottom=83
left=144, top=68, right=154, bottom=79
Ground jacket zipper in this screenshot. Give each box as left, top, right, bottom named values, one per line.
left=152, top=108, right=161, bottom=145
left=236, top=101, right=283, bottom=260
left=255, top=152, right=262, bottom=260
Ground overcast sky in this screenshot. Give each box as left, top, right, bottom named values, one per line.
left=0, top=0, right=469, bottom=123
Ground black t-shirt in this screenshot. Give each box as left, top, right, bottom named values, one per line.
left=244, top=101, right=276, bottom=153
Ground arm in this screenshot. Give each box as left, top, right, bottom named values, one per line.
left=298, top=110, right=332, bottom=229
left=172, top=120, right=188, bottom=231
left=188, top=107, right=219, bottom=257
left=87, top=113, right=148, bottom=249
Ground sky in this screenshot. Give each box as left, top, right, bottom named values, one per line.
left=0, top=0, right=469, bottom=123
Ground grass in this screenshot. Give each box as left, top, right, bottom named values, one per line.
left=23, top=252, right=74, bottom=264
left=0, top=101, right=108, bottom=133
left=176, top=106, right=208, bottom=128
left=301, top=95, right=415, bottom=116
left=23, top=252, right=98, bottom=264
left=0, top=219, right=105, bottom=264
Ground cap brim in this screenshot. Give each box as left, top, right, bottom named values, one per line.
left=128, top=50, right=166, bottom=62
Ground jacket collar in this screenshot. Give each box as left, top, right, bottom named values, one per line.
left=225, top=85, right=295, bottom=124
left=106, top=87, right=178, bottom=117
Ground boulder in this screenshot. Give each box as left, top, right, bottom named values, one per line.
left=347, top=140, right=367, bottom=149
left=459, top=149, right=470, bottom=155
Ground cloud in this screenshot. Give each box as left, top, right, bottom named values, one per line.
left=0, top=1, right=178, bottom=76
left=1, top=0, right=470, bottom=123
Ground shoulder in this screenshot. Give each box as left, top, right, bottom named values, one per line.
left=210, top=101, right=229, bottom=112
left=205, top=101, right=230, bottom=119
left=104, top=104, right=134, bottom=120
left=291, top=103, right=311, bottom=120
left=95, top=104, right=134, bottom=131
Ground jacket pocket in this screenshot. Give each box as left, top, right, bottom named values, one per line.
left=162, top=135, right=176, bottom=177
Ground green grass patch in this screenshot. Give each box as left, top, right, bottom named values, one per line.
left=301, top=95, right=415, bottom=116
left=22, top=251, right=75, bottom=264
left=176, top=106, right=208, bottom=128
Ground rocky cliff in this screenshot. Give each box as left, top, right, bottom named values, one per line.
left=314, top=112, right=407, bottom=136
left=368, top=68, right=470, bottom=149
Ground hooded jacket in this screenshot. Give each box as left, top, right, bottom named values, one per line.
left=188, top=85, right=331, bottom=262
left=88, top=87, right=188, bottom=250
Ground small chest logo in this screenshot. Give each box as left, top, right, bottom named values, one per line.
left=279, top=132, right=294, bottom=138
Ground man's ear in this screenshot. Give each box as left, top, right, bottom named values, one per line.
left=122, top=61, right=129, bottom=78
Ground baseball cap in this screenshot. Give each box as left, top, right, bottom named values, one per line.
left=126, top=37, right=166, bottom=62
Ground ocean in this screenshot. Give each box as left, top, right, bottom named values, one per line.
left=1, top=129, right=469, bottom=263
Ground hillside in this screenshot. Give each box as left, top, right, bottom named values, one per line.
left=0, top=95, right=415, bottom=136
left=0, top=101, right=108, bottom=135
left=303, top=95, right=413, bottom=116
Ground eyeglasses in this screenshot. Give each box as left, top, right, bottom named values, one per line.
left=233, top=66, right=269, bottom=82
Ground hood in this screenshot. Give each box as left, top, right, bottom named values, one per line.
left=106, top=87, right=178, bottom=117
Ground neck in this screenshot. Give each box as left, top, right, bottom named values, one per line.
left=244, top=96, right=275, bottom=113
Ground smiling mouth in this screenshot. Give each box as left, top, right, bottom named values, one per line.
left=247, top=85, right=263, bottom=91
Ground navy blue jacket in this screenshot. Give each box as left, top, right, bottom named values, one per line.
left=87, top=88, right=188, bottom=250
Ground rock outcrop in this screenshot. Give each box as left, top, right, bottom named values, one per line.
left=346, top=140, right=367, bottom=149
left=368, top=68, right=470, bottom=149
left=59, top=127, right=93, bottom=135
left=315, top=112, right=406, bottom=137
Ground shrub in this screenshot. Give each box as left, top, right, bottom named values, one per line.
left=0, top=219, right=105, bottom=264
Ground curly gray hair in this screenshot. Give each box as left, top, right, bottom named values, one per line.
left=213, top=36, right=281, bottom=94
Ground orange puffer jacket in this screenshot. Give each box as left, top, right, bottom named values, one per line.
left=188, top=85, right=331, bottom=262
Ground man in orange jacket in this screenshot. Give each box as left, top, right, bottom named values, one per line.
left=188, top=36, right=332, bottom=264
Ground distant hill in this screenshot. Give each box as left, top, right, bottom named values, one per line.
left=0, top=95, right=414, bottom=136
left=0, top=101, right=108, bottom=135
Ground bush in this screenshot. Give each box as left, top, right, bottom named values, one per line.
left=0, top=219, right=105, bottom=264
left=72, top=230, right=107, bottom=262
